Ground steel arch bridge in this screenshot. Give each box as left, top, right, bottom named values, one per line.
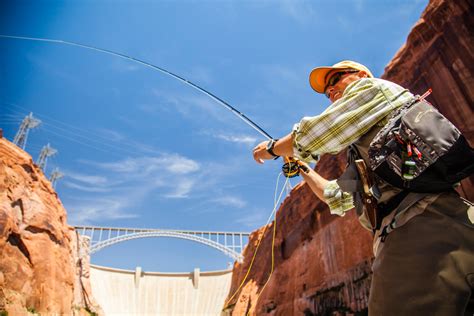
left=74, top=226, right=251, bottom=263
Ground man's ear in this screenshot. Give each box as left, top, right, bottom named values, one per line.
left=358, top=71, right=368, bottom=78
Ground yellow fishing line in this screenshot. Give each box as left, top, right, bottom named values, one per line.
left=250, top=166, right=294, bottom=315
left=223, top=172, right=289, bottom=313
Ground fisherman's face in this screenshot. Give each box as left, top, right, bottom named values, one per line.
left=325, top=70, right=366, bottom=103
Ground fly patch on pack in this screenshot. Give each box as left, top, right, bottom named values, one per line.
left=368, top=99, right=474, bottom=192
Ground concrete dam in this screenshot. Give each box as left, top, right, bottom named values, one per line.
left=90, top=264, right=233, bottom=315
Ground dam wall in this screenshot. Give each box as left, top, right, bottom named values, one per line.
left=90, top=264, right=232, bottom=315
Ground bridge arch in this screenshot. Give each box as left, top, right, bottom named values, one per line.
left=76, top=226, right=248, bottom=262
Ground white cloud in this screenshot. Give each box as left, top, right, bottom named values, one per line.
left=72, top=153, right=203, bottom=206
left=164, top=156, right=201, bottom=174
left=91, top=154, right=200, bottom=175
left=65, top=153, right=250, bottom=225
left=64, top=177, right=162, bottom=225
left=65, top=171, right=108, bottom=185
left=67, top=198, right=139, bottom=225
left=150, top=88, right=233, bottom=124
left=61, top=171, right=116, bottom=193
left=215, top=133, right=258, bottom=146
left=211, top=195, right=247, bottom=208
left=62, top=181, right=111, bottom=193
left=200, top=130, right=258, bottom=146
left=164, top=178, right=196, bottom=199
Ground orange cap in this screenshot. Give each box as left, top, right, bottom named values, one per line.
left=309, top=60, right=374, bottom=93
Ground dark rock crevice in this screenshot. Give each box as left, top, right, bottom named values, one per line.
left=7, top=232, right=32, bottom=265
left=25, top=225, right=63, bottom=245
left=20, top=164, right=38, bottom=181
left=11, top=199, right=25, bottom=219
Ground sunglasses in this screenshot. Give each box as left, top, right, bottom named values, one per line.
left=324, top=70, right=359, bottom=98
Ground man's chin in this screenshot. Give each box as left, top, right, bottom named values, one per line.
left=331, top=93, right=342, bottom=102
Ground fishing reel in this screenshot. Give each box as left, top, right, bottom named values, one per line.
left=281, top=157, right=309, bottom=178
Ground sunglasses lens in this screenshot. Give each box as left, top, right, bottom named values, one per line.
left=329, top=73, right=342, bottom=86
left=325, top=73, right=342, bottom=98
left=324, top=70, right=358, bottom=99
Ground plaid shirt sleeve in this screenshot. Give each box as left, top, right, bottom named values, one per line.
left=323, top=180, right=354, bottom=216
left=292, top=78, right=412, bottom=161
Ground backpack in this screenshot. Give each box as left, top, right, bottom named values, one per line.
left=368, top=98, right=474, bottom=193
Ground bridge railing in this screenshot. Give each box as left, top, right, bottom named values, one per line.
left=74, top=226, right=251, bottom=262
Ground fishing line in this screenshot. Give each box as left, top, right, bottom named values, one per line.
left=249, top=166, right=297, bottom=314
left=250, top=209, right=277, bottom=316
left=223, top=172, right=289, bottom=311
left=0, top=35, right=273, bottom=141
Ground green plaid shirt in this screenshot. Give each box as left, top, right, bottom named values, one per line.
left=292, top=78, right=415, bottom=216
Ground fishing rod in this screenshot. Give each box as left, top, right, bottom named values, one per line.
left=0, top=35, right=273, bottom=140
left=0, top=34, right=299, bottom=178
left=0, top=34, right=304, bottom=177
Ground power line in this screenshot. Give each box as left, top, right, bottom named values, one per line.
left=2, top=101, right=159, bottom=157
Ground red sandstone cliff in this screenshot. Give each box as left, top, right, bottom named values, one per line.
left=226, top=0, right=474, bottom=314
left=0, top=137, right=101, bottom=315
left=382, top=0, right=474, bottom=201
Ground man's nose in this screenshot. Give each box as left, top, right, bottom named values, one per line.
left=326, top=86, right=335, bottom=97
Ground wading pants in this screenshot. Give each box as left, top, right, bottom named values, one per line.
left=369, top=191, right=474, bottom=315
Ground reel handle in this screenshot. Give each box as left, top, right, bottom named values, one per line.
left=281, top=157, right=309, bottom=178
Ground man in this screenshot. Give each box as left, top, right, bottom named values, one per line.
left=252, top=61, right=474, bottom=315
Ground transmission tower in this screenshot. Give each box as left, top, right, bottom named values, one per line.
left=50, top=167, right=64, bottom=189
left=36, top=143, right=57, bottom=171
left=13, top=112, right=42, bottom=149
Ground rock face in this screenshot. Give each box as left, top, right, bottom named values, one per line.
left=226, top=0, right=474, bottom=314
left=0, top=137, right=101, bottom=315
left=382, top=0, right=474, bottom=201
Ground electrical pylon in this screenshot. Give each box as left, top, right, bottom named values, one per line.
left=50, top=167, right=64, bottom=189
left=36, top=143, right=57, bottom=171
left=13, top=112, right=42, bottom=149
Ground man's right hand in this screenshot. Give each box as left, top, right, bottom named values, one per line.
left=252, top=140, right=274, bottom=164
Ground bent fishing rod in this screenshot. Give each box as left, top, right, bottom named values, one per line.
left=0, top=34, right=272, bottom=140
left=0, top=34, right=304, bottom=177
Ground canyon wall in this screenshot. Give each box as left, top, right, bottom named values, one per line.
left=382, top=0, right=474, bottom=201
left=0, top=137, right=101, bottom=315
left=226, top=0, right=474, bottom=314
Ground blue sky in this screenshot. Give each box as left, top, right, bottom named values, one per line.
left=0, top=0, right=427, bottom=272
